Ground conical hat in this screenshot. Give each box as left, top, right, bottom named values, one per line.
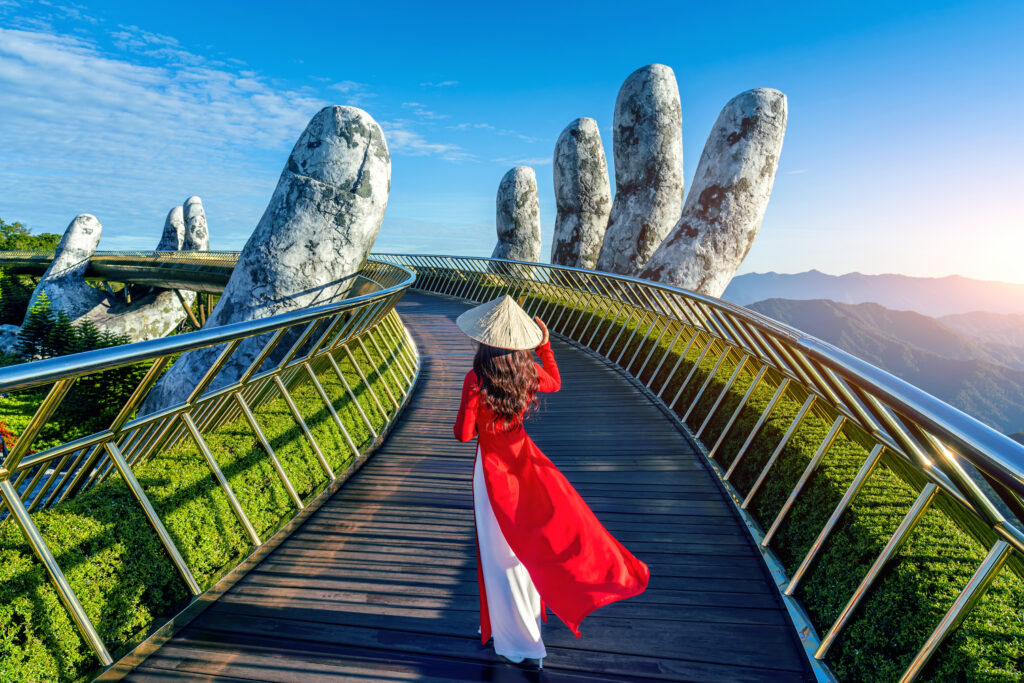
left=456, top=295, right=543, bottom=350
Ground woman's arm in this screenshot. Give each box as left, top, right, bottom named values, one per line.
left=453, top=370, right=480, bottom=442
left=534, top=316, right=561, bottom=393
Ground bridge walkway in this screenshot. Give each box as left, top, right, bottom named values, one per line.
left=124, top=292, right=811, bottom=682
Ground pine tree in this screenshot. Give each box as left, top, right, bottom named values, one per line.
left=0, top=272, right=33, bottom=325
left=48, top=309, right=77, bottom=357
left=17, top=292, right=55, bottom=358
left=72, top=319, right=101, bottom=354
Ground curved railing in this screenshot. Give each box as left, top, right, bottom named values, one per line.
left=0, top=249, right=240, bottom=293
left=373, top=254, right=1024, bottom=682
left=0, top=256, right=420, bottom=675
left=4, top=250, right=1024, bottom=680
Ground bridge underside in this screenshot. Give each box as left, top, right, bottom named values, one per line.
left=124, top=292, right=811, bottom=682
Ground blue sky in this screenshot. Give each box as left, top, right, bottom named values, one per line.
left=1, top=0, right=1022, bottom=282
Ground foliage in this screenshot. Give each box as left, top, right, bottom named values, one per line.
left=5, top=294, right=147, bottom=450
left=0, top=325, right=411, bottom=682
left=0, top=275, right=35, bottom=326
left=16, top=294, right=128, bottom=361
left=0, top=218, right=61, bottom=326
left=0, top=421, right=17, bottom=452
left=0, top=219, right=60, bottom=252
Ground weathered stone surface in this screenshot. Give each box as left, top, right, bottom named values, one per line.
left=157, top=205, right=185, bottom=251
left=24, top=214, right=106, bottom=322
left=551, top=118, right=611, bottom=269
left=491, top=166, right=541, bottom=262
left=77, top=290, right=190, bottom=340
left=596, top=64, right=684, bottom=276
left=74, top=198, right=210, bottom=341
left=640, top=88, right=787, bottom=297
left=141, top=105, right=391, bottom=412
left=18, top=212, right=194, bottom=345
left=0, top=324, right=19, bottom=356
left=182, top=196, right=209, bottom=250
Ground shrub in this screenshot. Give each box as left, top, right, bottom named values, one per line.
left=0, top=219, right=61, bottom=326
left=0, top=274, right=35, bottom=326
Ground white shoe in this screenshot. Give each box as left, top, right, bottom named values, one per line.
left=499, top=654, right=525, bottom=664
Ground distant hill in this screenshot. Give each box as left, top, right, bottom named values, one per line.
left=939, top=311, right=1024, bottom=348
left=748, top=298, right=1024, bottom=435
left=724, top=270, right=1024, bottom=317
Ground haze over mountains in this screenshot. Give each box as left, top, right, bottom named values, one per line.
left=724, top=270, right=1024, bottom=317
left=748, top=297, right=1024, bottom=435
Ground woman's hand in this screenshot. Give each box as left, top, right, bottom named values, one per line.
left=535, top=316, right=549, bottom=347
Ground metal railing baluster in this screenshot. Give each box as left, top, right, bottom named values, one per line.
left=644, top=322, right=686, bottom=389
left=815, top=483, right=939, bottom=659
left=668, top=339, right=718, bottom=411
left=762, top=416, right=846, bottom=546
left=326, top=352, right=377, bottom=439
left=696, top=354, right=750, bottom=439
left=234, top=392, right=304, bottom=509
left=741, top=395, right=816, bottom=509
left=0, top=477, right=113, bottom=664
left=724, top=378, right=790, bottom=479
left=632, top=311, right=673, bottom=380
left=899, top=540, right=1011, bottom=681
left=656, top=329, right=702, bottom=398
left=104, top=441, right=202, bottom=594
left=343, top=345, right=389, bottom=421
left=356, top=338, right=399, bottom=410
left=369, top=328, right=409, bottom=394
left=302, top=363, right=361, bottom=461
left=181, top=412, right=262, bottom=546
left=682, top=346, right=736, bottom=423
left=271, top=375, right=335, bottom=480
left=708, top=364, right=768, bottom=459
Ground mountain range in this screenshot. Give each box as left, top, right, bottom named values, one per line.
left=725, top=270, right=1024, bottom=317
left=747, top=298, right=1024, bottom=435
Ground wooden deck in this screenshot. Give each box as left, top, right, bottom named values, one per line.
left=126, top=292, right=812, bottom=682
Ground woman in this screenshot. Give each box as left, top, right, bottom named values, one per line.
left=453, top=295, right=650, bottom=667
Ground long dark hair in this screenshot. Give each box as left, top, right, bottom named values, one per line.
left=473, top=343, right=539, bottom=430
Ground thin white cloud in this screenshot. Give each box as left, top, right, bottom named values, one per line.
left=420, top=80, right=458, bottom=88
left=493, top=157, right=552, bottom=166
left=1, top=0, right=97, bottom=30
left=450, top=122, right=539, bottom=143
left=452, top=122, right=495, bottom=131
left=786, top=169, right=808, bottom=175
left=0, top=26, right=330, bottom=245
left=0, top=24, right=470, bottom=246
left=380, top=120, right=474, bottom=162
left=329, top=79, right=362, bottom=92
left=328, top=79, right=374, bottom=105
left=401, top=101, right=449, bottom=120
left=109, top=25, right=212, bottom=66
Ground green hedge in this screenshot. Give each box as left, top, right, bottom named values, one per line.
left=504, top=281, right=1024, bottom=682
left=0, top=328, right=412, bottom=682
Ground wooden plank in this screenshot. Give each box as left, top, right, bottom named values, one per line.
left=134, top=632, right=750, bottom=683
left=182, top=616, right=807, bottom=682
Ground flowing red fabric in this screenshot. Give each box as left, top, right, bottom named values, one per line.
left=454, top=341, right=650, bottom=643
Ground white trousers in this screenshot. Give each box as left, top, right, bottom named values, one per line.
left=473, top=447, right=546, bottom=660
